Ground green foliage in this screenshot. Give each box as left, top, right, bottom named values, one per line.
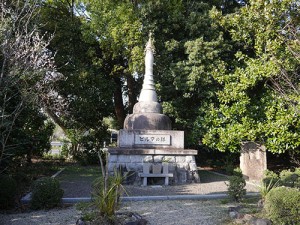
left=1, top=104, right=55, bottom=170
left=264, top=168, right=300, bottom=189
left=279, top=169, right=300, bottom=188
left=0, top=174, right=17, bottom=209
left=38, top=0, right=114, bottom=155
left=232, top=167, right=243, bottom=177
left=226, top=169, right=246, bottom=202
left=262, top=170, right=280, bottom=186
left=260, top=177, right=279, bottom=201
left=92, top=170, right=124, bottom=223
left=222, top=154, right=239, bottom=175
left=265, top=187, right=300, bottom=224
left=30, top=177, right=64, bottom=210
left=199, top=0, right=300, bottom=153
left=65, top=128, right=109, bottom=165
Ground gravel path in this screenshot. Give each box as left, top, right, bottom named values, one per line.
left=59, top=169, right=259, bottom=197
left=124, top=170, right=259, bottom=196
left=0, top=200, right=230, bottom=225
left=0, top=169, right=259, bottom=225
left=121, top=199, right=229, bottom=225
left=0, top=206, right=80, bottom=225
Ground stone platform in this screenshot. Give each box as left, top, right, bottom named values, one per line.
left=108, top=147, right=199, bottom=185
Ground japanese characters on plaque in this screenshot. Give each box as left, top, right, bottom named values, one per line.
left=135, top=134, right=171, bottom=145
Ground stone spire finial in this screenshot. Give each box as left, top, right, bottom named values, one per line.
left=145, top=32, right=155, bottom=52
left=139, top=33, right=157, bottom=102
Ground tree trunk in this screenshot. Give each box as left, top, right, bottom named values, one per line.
left=26, top=146, right=33, bottom=165
left=44, top=107, right=68, bottom=133
left=113, top=77, right=126, bottom=128
left=126, top=74, right=136, bottom=114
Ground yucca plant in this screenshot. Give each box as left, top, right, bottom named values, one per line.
left=260, top=178, right=279, bottom=201
left=91, top=150, right=126, bottom=223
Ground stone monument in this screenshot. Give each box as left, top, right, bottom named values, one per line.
left=108, top=35, right=200, bottom=185
left=240, top=141, right=267, bottom=182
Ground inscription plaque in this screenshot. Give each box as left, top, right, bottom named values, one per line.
left=135, top=134, right=171, bottom=145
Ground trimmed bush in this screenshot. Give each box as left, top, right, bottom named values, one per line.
left=226, top=168, right=246, bottom=202
left=30, top=177, right=64, bottom=209
left=265, top=186, right=300, bottom=224
left=0, top=174, right=17, bottom=209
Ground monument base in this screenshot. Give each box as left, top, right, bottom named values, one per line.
left=108, top=148, right=200, bottom=185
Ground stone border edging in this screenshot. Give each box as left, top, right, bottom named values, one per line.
left=20, top=192, right=260, bottom=204
left=51, top=168, right=65, bottom=178
left=120, top=192, right=259, bottom=202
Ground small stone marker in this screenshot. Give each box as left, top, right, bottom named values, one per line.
left=240, top=141, right=267, bottom=182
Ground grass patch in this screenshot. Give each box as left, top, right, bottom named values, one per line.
left=198, top=170, right=228, bottom=183
left=56, top=164, right=102, bottom=182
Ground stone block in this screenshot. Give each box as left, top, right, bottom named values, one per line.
left=123, top=170, right=138, bottom=185
left=143, top=156, right=153, bottom=163
left=126, top=163, right=143, bottom=172
left=143, top=163, right=151, bottom=173
left=189, top=162, right=197, bottom=171
left=162, top=163, right=169, bottom=174
left=118, top=129, right=184, bottom=149
left=175, top=156, right=186, bottom=163
left=108, top=154, right=118, bottom=163
left=168, top=163, right=176, bottom=173
left=176, top=169, right=187, bottom=184
left=185, top=156, right=194, bottom=163
left=118, top=155, right=131, bottom=163
left=163, top=156, right=175, bottom=163
left=177, top=163, right=189, bottom=170
left=118, top=130, right=134, bottom=147
left=153, top=155, right=163, bottom=163
left=152, top=164, right=162, bottom=174
left=130, top=155, right=144, bottom=163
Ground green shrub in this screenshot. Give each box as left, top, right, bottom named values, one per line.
left=280, top=169, right=300, bottom=188
left=259, top=177, right=279, bottom=201
left=265, top=186, right=300, bottom=224
left=30, top=177, right=64, bottom=209
left=232, top=167, right=243, bottom=177
left=0, top=174, right=17, bottom=209
left=226, top=169, right=246, bottom=202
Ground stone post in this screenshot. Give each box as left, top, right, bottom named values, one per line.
left=240, top=141, right=267, bottom=182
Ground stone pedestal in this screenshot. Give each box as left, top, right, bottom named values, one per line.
left=108, top=130, right=200, bottom=185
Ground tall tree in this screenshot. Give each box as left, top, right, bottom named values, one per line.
left=0, top=0, right=56, bottom=170
left=81, top=0, right=145, bottom=128
left=196, top=0, right=300, bottom=154
left=82, top=0, right=245, bottom=136
left=37, top=0, right=114, bottom=159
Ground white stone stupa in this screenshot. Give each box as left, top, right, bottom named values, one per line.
left=108, top=35, right=200, bottom=185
